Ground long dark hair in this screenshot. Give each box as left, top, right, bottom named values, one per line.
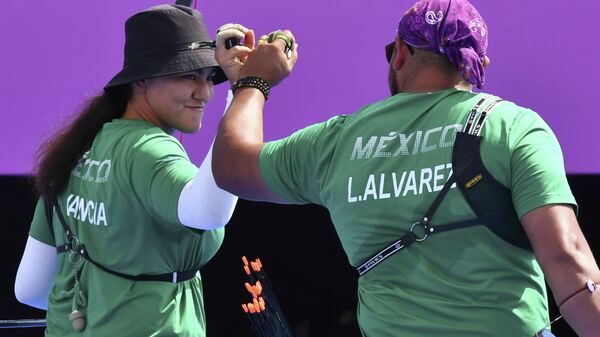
left=35, top=85, right=132, bottom=202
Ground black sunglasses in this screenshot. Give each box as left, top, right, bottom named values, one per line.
left=385, top=41, right=414, bottom=63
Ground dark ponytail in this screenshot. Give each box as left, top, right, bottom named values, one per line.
left=35, top=85, right=132, bottom=202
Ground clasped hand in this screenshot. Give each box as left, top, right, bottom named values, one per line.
left=215, top=23, right=298, bottom=87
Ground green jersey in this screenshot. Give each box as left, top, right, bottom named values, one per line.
left=259, top=88, right=576, bottom=337
left=30, top=119, right=223, bottom=337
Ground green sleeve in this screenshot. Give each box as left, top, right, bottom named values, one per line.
left=129, top=133, right=199, bottom=226
left=508, top=109, right=577, bottom=218
left=29, top=197, right=56, bottom=246
left=259, top=115, right=347, bottom=205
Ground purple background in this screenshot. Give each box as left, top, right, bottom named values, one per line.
left=1, top=0, right=598, bottom=174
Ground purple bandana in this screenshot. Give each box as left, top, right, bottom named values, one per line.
left=397, top=0, right=488, bottom=88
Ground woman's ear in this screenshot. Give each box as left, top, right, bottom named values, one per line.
left=133, top=79, right=147, bottom=93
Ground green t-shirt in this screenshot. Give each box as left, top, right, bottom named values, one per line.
left=259, top=88, right=576, bottom=337
left=30, top=119, right=224, bottom=337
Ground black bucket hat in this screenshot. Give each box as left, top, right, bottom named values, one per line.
left=104, top=4, right=226, bottom=89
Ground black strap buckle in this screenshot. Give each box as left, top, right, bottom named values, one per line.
left=68, top=236, right=80, bottom=251
left=410, top=221, right=430, bottom=242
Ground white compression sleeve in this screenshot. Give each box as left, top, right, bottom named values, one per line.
left=177, top=91, right=238, bottom=229
left=15, top=236, right=58, bottom=310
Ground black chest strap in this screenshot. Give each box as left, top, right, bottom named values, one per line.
left=357, top=95, right=532, bottom=277
left=48, top=199, right=198, bottom=283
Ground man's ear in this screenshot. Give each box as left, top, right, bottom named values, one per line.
left=392, top=37, right=411, bottom=71
left=483, top=56, right=491, bottom=68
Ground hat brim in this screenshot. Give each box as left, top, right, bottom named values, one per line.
left=104, top=48, right=227, bottom=89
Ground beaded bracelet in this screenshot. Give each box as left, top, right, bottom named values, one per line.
left=559, top=279, right=598, bottom=307
left=232, top=76, right=270, bottom=100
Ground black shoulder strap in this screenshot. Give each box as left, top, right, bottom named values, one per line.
left=453, top=96, right=532, bottom=251
left=356, top=95, right=534, bottom=276
left=421, top=95, right=505, bottom=224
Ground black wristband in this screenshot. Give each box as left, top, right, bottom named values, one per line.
left=232, top=76, right=270, bottom=100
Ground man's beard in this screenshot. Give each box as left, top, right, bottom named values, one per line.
left=388, top=66, right=399, bottom=95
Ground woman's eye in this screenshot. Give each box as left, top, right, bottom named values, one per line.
left=182, top=74, right=197, bottom=80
